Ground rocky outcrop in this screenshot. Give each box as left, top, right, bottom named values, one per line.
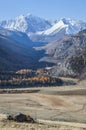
left=38, top=29, right=86, bottom=77
left=7, top=113, right=35, bottom=123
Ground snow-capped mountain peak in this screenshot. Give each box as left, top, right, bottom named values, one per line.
left=36, top=18, right=86, bottom=36
left=0, top=13, right=52, bottom=34
left=56, top=18, right=86, bottom=34
left=37, top=19, right=68, bottom=35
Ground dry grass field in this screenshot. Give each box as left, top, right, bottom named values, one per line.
left=0, top=79, right=86, bottom=130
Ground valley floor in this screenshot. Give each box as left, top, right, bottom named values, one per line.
left=0, top=79, right=86, bottom=130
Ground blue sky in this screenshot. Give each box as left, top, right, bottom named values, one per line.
left=0, top=0, right=86, bottom=21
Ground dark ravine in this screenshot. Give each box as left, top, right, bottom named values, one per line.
left=0, top=33, right=51, bottom=71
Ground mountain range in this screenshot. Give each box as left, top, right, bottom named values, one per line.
left=0, top=14, right=86, bottom=76
left=1, top=14, right=86, bottom=42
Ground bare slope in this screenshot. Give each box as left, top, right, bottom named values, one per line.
left=0, top=80, right=86, bottom=123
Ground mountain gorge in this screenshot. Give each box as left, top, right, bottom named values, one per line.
left=0, top=32, right=47, bottom=71
left=0, top=14, right=86, bottom=77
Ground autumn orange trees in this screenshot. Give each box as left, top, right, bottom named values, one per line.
left=0, top=69, right=63, bottom=88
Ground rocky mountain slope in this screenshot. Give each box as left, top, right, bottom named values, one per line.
left=37, top=29, right=86, bottom=77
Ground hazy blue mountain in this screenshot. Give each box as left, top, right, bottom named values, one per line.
left=0, top=33, right=46, bottom=71
left=0, top=28, right=33, bottom=47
